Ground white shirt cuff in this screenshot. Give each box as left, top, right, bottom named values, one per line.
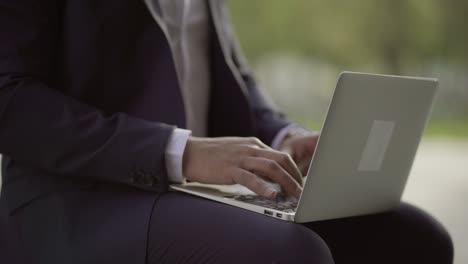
left=270, top=124, right=301, bottom=150
left=165, top=128, right=192, bottom=183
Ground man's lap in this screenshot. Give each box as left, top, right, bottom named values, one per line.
left=148, top=192, right=453, bottom=264
left=306, top=203, right=453, bottom=264
left=8, top=184, right=157, bottom=264
left=6, top=186, right=453, bottom=264
left=147, top=192, right=333, bottom=264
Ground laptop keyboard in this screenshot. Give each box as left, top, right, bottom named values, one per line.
left=225, top=194, right=298, bottom=212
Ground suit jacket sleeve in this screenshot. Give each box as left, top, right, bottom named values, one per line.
left=219, top=2, right=293, bottom=146
left=0, top=0, right=172, bottom=191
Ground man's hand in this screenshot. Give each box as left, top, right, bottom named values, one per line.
left=278, top=131, right=320, bottom=176
left=182, top=137, right=303, bottom=199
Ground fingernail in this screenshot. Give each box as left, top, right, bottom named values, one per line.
left=269, top=189, right=278, bottom=199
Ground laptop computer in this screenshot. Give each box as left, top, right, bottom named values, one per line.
left=170, top=71, right=438, bottom=223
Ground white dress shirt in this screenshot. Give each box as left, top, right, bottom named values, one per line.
left=145, top=0, right=296, bottom=183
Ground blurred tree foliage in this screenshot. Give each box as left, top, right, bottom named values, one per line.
left=228, top=0, right=468, bottom=135
left=228, top=0, right=468, bottom=74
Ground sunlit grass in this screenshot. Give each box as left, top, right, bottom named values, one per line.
left=424, top=119, right=468, bottom=138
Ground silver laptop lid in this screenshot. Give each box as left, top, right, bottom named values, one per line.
left=295, top=72, right=438, bottom=223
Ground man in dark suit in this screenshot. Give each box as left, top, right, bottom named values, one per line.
left=0, top=0, right=453, bottom=263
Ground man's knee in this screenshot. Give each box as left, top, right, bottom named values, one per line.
left=253, top=223, right=334, bottom=264
left=398, top=203, right=454, bottom=263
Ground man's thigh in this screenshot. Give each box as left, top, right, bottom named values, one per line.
left=147, top=192, right=334, bottom=264
left=305, top=203, right=454, bottom=264
left=13, top=186, right=157, bottom=264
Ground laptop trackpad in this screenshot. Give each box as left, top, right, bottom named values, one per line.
left=171, top=182, right=282, bottom=197
left=172, top=182, right=255, bottom=197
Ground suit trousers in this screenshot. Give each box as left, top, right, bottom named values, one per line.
left=1, top=186, right=453, bottom=264
left=147, top=192, right=454, bottom=264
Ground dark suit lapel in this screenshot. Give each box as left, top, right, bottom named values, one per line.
left=208, top=0, right=230, bottom=63
left=208, top=0, right=249, bottom=95
left=143, top=0, right=170, bottom=43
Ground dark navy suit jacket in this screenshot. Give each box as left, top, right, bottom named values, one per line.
left=0, top=0, right=290, bottom=263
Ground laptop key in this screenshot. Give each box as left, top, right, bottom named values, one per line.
left=226, top=194, right=298, bottom=211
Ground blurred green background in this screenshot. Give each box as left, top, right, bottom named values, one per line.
left=228, top=1, right=468, bottom=263
left=229, top=0, right=468, bottom=138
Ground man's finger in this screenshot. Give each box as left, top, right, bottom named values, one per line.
left=252, top=148, right=303, bottom=186
left=298, top=159, right=311, bottom=176
left=241, top=157, right=302, bottom=198
left=230, top=168, right=278, bottom=199
left=247, top=137, right=270, bottom=149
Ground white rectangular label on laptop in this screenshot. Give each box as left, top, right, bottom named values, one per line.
left=358, top=120, right=395, bottom=172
